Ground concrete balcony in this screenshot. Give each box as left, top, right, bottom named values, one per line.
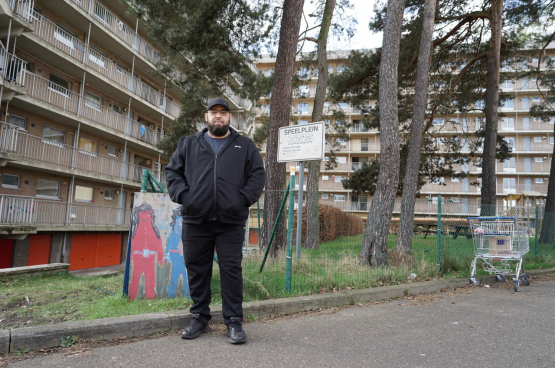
left=19, top=10, right=181, bottom=120
left=13, top=70, right=165, bottom=152
left=0, top=122, right=159, bottom=187
left=0, top=0, right=34, bottom=37
left=0, top=46, right=28, bottom=101
left=0, top=194, right=131, bottom=233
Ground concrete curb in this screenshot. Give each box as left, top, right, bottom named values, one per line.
left=3, top=267, right=554, bottom=354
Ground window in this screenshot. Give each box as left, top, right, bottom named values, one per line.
left=321, top=194, right=329, bottom=199
left=521, top=97, right=529, bottom=110
left=503, top=157, right=516, bottom=172
left=37, top=179, right=60, bottom=199
left=323, top=157, right=329, bottom=162
left=298, top=85, right=309, bottom=95
left=451, top=197, right=460, bottom=203
left=335, top=176, right=345, bottom=183
left=79, top=137, right=97, bottom=153
left=42, top=126, right=65, bottom=145
left=337, top=66, right=346, bottom=73
left=433, top=177, right=445, bottom=184
left=298, top=120, right=308, bottom=125
left=54, top=23, right=76, bottom=49
left=503, top=178, right=516, bottom=193
left=2, top=174, right=20, bottom=189
left=337, top=157, right=347, bottom=164
left=476, top=118, right=485, bottom=130
left=501, top=99, right=514, bottom=109
left=462, top=177, right=470, bottom=192
left=297, top=103, right=309, bottom=114
left=104, top=189, right=114, bottom=200
left=504, top=137, right=515, bottom=149
left=451, top=177, right=459, bottom=182
left=523, top=137, right=531, bottom=151
left=432, top=118, right=444, bottom=125
left=533, top=116, right=542, bottom=122
left=338, top=102, right=348, bottom=109
left=535, top=157, right=543, bottom=162
left=500, top=79, right=513, bottom=90
left=521, top=78, right=529, bottom=89
left=551, top=137, right=554, bottom=144
left=524, top=157, right=533, bottom=172
left=298, top=68, right=309, bottom=78
left=85, top=91, right=103, bottom=111
left=523, top=117, right=531, bottom=130
left=475, top=100, right=485, bottom=109
left=108, top=146, right=118, bottom=157
left=550, top=117, right=555, bottom=124
left=532, top=97, right=541, bottom=103
left=461, top=138, right=470, bottom=152
left=461, top=118, right=469, bottom=132
left=432, top=196, right=445, bottom=205
left=525, top=178, right=533, bottom=191
left=328, top=66, right=333, bottom=73
left=267, top=69, right=273, bottom=76
left=534, top=137, right=542, bottom=142
left=49, top=74, right=70, bottom=96
left=113, top=104, right=123, bottom=115
left=334, top=195, right=345, bottom=202
left=536, top=178, right=544, bottom=184
left=322, top=175, right=329, bottom=180
left=75, top=185, right=94, bottom=202
left=88, top=47, right=106, bottom=68
left=9, top=114, right=26, bottom=129
left=335, top=138, right=347, bottom=146
left=501, top=117, right=514, bottom=130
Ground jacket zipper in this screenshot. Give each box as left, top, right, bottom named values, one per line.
left=210, top=135, right=235, bottom=221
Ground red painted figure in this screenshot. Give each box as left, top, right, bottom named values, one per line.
left=128, top=205, right=164, bottom=299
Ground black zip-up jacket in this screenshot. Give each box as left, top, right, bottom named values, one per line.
left=165, top=127, right=265, bottom=225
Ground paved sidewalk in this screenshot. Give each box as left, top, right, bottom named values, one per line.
left=10, top=280, right=555, bottom=368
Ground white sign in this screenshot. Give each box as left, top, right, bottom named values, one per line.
left=277, top=121, right=325, bottom=162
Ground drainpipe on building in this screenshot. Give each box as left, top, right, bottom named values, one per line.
left=71, top=123, right=81, bottom=169
left=77, top=71, right=86, bottom=117
left=5, top=18, right=12, bottom=52
left=83, top=22, right=91, bottom=65
left=65, top=176, right=75, bottom=226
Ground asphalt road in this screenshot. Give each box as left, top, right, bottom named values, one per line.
left=11, top=280, right=555, bottom=368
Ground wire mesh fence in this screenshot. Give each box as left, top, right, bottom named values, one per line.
left=230, top=190, right=555, bottom=300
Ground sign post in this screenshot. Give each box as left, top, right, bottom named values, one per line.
left=278, top=122, right=325, bottom=264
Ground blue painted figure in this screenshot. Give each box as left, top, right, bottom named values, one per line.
left=166, top=208, right=189, bottom=298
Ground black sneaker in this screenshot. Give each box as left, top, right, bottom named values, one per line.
left=181, top=314, right=210, bottom=339
left=226, top=317, right=247, bottom=344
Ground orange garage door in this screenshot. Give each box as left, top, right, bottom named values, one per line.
left=27, top=234, right=51, bottom=266
left=70, top=233, right=122, bottom=271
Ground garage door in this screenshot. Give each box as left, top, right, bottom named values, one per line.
left=69, top=233, right=122, bottom=271
left=27, top=234, right=51, bottom=266
left=0, top=239, right=13, bottom=269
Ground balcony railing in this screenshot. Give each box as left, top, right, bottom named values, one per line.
left=0, top=45, right=28, bottom=86
left=6, top=0, right=35, bottom=22
left=0, top=122, right=160, bottom=184
left=0, top=194, right=131, bottom=226
left=22, top=70, right=165, bottom=146
left=28, top=11, right=181, bottom=119
left=67, top=0, right=161, bottom=66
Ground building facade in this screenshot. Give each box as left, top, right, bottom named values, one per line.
left=254, top=48, right=554, bottom=218
left=0, top=0, right=252, bottom=270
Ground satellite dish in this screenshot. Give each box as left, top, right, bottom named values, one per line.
left=118, top=21, right=124, bottom=31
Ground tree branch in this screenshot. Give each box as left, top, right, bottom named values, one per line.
left=298, top=37, right=318, bottom=43
left=435, top=11, right=491, bottom=22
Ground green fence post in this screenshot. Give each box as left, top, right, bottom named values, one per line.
left=436, top=194, right=442, bottom=271
left=535, top=206, right=539, bottom=259
left=285, top=167, right=295, bottom=293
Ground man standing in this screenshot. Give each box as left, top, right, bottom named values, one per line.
left=165, top=97, right=265, bottom=344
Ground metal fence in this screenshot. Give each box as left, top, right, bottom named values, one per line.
left=237, top=190, right=553, bottom=299
left=0, top=194, right=131, bottom=226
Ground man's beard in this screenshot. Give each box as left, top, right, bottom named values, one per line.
left=208, top=121, right=229, bottom=137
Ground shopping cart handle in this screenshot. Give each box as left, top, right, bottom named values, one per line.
left=466, top=216, right=517, bottom=222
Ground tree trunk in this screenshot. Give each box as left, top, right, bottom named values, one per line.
left=260, top=0, right=305, bottom=255
left=481, top=0, right=503, bottom=212
left=358, top=0, right=405, bottom=266
left=395, top=0, right=437, bottom=254
left=305, top=0, right=336, bottom=249
left=540, top=122, right=555, bottom=244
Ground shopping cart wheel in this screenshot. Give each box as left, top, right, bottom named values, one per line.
left=495, top=274, right=505, bottom=283
left=521, top=274, right=530, bottom=286
left=513, top=280, right=519, bottom=292
left=470, top=277, right=480, bottom=286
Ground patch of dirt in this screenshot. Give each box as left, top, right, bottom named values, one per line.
left=386, top=251, right=421, bottom=268
left=478, top=273, right=555, bottom=290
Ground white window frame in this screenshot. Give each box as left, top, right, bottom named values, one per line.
left=84, top=91, right=103, bottom=111
left=322, top=175, right=329, bottom=181
left=535, top=157, right=543, bottom=162
left=79, top=137, right=98, bottom=156
left=75, top=185, right=94, bottom=203
left=2, top=174, right=20, bottom=189
left=334, top=194, right=346, bottom=202
left=42, top=125, right=65, bottom=146
left=534, top=137, right=542, bottom=142
left=432, top=118, right=444, bottom=125
left=321, top=194, right=329, bottom=199
left=334, top=176, right=345, bottom=183
left=108, top=146, right=118, bottom=158
left=104, top=189, right=114, bottom=200
left=9, top=114, right=27, bottom=130
left=536, top=178, right=544, bottom=184
left=451, top=177, right=459, bottom=182
left=36, top=179, right=61, bottom=199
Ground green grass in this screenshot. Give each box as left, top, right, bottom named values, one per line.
left=2, top=233, right=553, bottom=330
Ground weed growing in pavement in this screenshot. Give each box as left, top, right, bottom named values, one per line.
left=60, top=335, right=79, bottom=348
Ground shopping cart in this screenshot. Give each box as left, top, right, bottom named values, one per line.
left=467, top=217, right=530, bottom=292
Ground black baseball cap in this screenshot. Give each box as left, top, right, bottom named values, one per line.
left=207, top=97, right=230, bottom=112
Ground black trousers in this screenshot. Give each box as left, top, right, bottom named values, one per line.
left=182, top=220, right=244, bottom=324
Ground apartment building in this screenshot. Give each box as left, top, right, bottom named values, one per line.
left=254, top=47, right=554, bottom=217
left=0, top=0, right=253, bottom=270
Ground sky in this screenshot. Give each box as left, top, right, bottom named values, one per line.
left=301, top=0, right=383, bottom=52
